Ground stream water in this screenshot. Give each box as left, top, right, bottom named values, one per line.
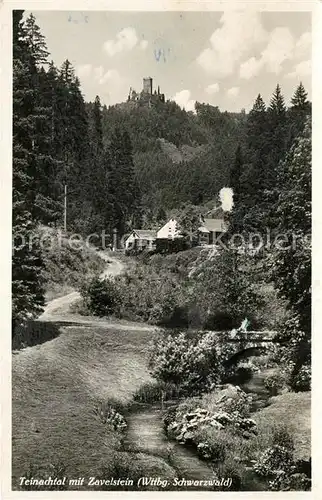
left=123, top=403, right=215, bottom=488
left=121, top=370, right=273, bottom=490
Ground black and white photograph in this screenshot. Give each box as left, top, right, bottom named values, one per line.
left=3, top=1, right=315, bottom=494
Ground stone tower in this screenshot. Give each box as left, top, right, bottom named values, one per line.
left=143, top=77, right=153, bottom=94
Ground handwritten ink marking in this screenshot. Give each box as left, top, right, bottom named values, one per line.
left=67, top=12, right=89, bottom=24
left=154, top=47, right=171, bottom=63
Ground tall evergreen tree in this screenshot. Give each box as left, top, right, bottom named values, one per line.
left=24, top=13, right=49, bottom=65
left=271, top=120, right=311, bottom=390
left=55, top=61, right=89, bottom=229
left=288, top=82, right=311, bottom=147
left=291, top=81, right=309, bottom=109
left=239, top=94, right=269, bottom=233
left=108, top=128, right=141, bottom=234
left=263, top=84, right=289, bottom=231
left=12, top=10, right=45, bottom=329
left=90, top=96, right=103, bottom=151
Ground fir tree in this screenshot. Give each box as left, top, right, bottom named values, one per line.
left=291, top=81, right=309, bottom=109
left=268, top=83, right=286, bottom=118
left=108, top=128, right=141, bottom=234
left=240, top=94, right=269, bottom=233
left=91, top=96, right=103, bottom=151
left=264, top=85, right=290, bottom=229
left=12, top=10, right=45, bottom=329
left=24, top=13, right=49, bottom=66
left=288, top=82, right=311, bottom=147
left=271, top=120, right=311, bottom=390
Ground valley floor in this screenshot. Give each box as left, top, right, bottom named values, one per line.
left=12, top=254, right=157, bottom=489
left=11, top=253, right=311, bottom=491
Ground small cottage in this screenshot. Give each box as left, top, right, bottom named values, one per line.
left=198, top=218, right=228, bottom=245
left=157, top=219, right=182, bottom=240
left=124, top=229, right=157, bottom=252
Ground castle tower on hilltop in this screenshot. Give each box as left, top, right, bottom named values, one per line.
left=143, top=77, right=153, bottom=94
left=127, top=77, right=165, bottom=106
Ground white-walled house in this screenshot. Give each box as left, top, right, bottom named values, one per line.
left=156, top=219, right=182, bottom=240
left=124, top=229, right=157, bottom=252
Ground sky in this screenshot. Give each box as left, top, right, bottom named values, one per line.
left=26, top=10, right=311, bottom=112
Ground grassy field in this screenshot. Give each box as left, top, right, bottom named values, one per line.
left=12, top=321, right=156, bottom=490
left=254, top=391, right=311, bottom=461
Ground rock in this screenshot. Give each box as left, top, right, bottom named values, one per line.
left=183, top=431, right=194, bottom=441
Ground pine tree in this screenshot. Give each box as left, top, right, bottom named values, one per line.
left=82, top=95, right=111, bottom=235
left=246, top=94, right=267, bottom=152
left=262, top=84, right=289, bottom=232
left=91, top=96, right=103, bottom=151
left=269, top=84, right=286, bottom=117
left=54, top=61, right=90, bottom=230
left=291, top=82, right=309, bottom=109
left=24, top=13, right=49, bottom=66
left=239, top=94, right=269, bottom=233
left=22, top=14, right=63, bottom=224
left=108, top=128, right=141, bottom=234
left=288, top=82, right=311, bottom=147
left=12, top=10, right=45, bottom=329
left=271, top=120, right=311, bottom=390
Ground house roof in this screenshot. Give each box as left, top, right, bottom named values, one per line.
left=133, top=229, right=157, bottom=239
left=199, top=218, right=228, bottom=233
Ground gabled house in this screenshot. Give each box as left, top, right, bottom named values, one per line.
left=156, top=218, right=182, bottom=240
left=124, top=229, right=157, bottom=252
left=198, top=217, right=228, bottom=246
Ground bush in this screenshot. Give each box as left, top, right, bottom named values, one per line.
left=133, top=380, right=182, bottom=403
left=253, top=445, right=294, bottom=478
left=291, top=363, right=311, bottom=392
left=263, top=370, right=288, bottom=396
left=149, top=331, right=220, bottom=395
left=252, top=426, right=310, bottom=491
left=93, top=402, right=127, bottom=432
left=80, top=277, right=121, bottom=317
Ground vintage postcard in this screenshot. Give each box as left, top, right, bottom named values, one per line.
left=0, top=0, right=319, bottom=498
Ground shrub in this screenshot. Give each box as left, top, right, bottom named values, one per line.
left=291, top=363, right=311, bottom=392
left=253, top=445, right=294, bottom=478
left=263, top=370, right=288, bottom=396
left=269, top=471, right=310, bottom=491
left=80, top=277, right=121, bottom=317
left=149, top=331, right=220, bottom=395
left=133, top=380, right=181, bottom=403
left=93, top=402, right=127, bottom=432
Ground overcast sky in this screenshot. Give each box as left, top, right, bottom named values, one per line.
left=26, top=10, right=311, bottom=112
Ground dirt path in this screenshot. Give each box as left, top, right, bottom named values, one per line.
left=39, top=252, right=125, bottom=322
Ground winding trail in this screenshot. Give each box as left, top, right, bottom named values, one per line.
left=39, top=252, right=124, bottom=322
